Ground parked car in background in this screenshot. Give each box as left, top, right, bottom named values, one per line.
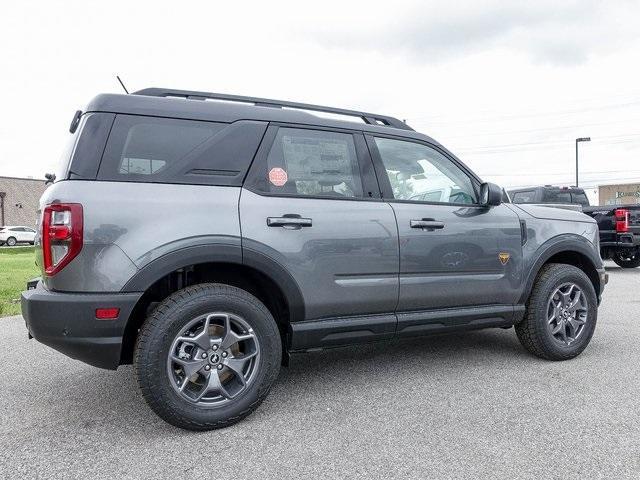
left=508, top=185, right=588, bottom=211
left=0, top=226, right=36, bottom=246
left=509, top=185, right=640, bottom=268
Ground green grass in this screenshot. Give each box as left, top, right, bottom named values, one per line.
left=0, top=247, right=39, bottom=317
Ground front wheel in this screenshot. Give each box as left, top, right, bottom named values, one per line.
left=612, top=250, right=640, bottom=268
left=134, top=283, right=282, bottom=430
left=515, top=263, right=598, bottom=360
left=6, top=237, right=16, bottom=247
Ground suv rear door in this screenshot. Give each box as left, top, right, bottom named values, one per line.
left=241, top=125, right=399, bottom=345
left=366, top=134, right=523, bottom=335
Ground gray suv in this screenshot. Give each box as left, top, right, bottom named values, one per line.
left=22, top=88, right=608, bottom=430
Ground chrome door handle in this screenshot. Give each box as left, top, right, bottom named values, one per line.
left=410, top=219, right=445, bottom=230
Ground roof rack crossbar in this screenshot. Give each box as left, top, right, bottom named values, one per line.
left=133, top=88, right=413, bottom=131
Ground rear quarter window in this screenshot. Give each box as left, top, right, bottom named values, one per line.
left=97, top=115, right=267, bottom=186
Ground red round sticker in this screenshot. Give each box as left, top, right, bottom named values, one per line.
left=269, top=167, right=288, bottom=187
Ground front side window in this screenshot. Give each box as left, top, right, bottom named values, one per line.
left=374, top=137, right=477, bottom=204
left=261, top=128, right=363, bottom=198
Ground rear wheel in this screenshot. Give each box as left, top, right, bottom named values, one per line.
left=134, top=283, right=282, bottom=430
left=515, top=263, right=597, bottom=360
left=612, top=250, right=640, bottom=268
left=6, top=237, right=16, bottom=247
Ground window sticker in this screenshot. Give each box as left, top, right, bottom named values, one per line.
left=268, top=167, right=288, bottom=187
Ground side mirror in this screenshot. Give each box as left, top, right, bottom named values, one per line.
left=480, top=182, right=503, bottom=206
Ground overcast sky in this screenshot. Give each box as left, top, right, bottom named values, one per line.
left=2, top=0, right=640, bottom=202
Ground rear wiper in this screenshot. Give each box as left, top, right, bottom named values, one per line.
left=44, top=173, right=56, bottom=185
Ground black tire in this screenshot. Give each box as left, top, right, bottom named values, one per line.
left=134, top=283, right=282, bottom=430
left=612, top=250, right=640, bottom=268
left=515, top=263, right=598, bottom=361
left=6, top=237, right=16, bottom=247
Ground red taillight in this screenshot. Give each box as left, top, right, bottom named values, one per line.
left=42, top=203, right=83, bottom=276
left=95, top=308, right=120, bottom=320
left=615, top=208, right=630, bottom=233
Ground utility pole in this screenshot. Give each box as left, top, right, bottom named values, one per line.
left=575, top=137, right=591, bottom=187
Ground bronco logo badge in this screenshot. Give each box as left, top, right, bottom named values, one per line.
left=499, top=253, right=510, bottom=265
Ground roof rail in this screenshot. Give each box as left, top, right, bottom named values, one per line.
left=133, top=88, right=413, bottom=131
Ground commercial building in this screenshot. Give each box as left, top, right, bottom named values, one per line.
left=0, top=176, right=47, bottom=227
left=598, top=182, right=640, bottom=205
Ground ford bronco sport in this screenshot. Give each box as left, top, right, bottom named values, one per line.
left=22, top=88, right=608, bottom=430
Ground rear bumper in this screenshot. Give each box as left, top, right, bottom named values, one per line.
left=21, top=281, right=142, bottom=370
left=600, top=233, right=640, bottom=248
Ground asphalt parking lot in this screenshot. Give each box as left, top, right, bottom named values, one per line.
left=1, top=262, right=639, bottom=479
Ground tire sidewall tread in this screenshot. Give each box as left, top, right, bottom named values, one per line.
left=134, top=283, right=281, bottom=431
left=515, top=263, right=598, bottom=361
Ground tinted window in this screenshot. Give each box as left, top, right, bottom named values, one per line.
left=98, top=116, right=267, bottom=186
left=511, top=190, right=536, bottom=203
left=542, top=190, right=572, bottom=203
left=374, top=138, right=477, bottom=204
left=260, top=128, right=363, bottom=198
left=571, top=192, right=589, bottom=206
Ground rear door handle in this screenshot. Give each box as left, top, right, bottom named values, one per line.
left=267, top=215, right=312, bottom=229
left=410, top=219, right=445, bottom=230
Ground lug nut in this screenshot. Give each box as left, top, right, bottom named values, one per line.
left=204, top=365, right=211, bottom=371
left=201, top=352, right=207, bottom=359
left=212, top=345, right=219, bottom=351
left=217, top=364, right=224, bottom=370
left=221, top=351, right=228, bottom=358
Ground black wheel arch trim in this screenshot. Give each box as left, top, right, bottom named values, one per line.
left=121, top=243, right=305, bottom=324
left=519, top=235, right=603, bottom=305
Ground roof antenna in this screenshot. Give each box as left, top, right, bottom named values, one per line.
left=116, top=75, right=129, bottom=94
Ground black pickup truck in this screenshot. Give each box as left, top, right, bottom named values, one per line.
left=509, top=186, right=640, bottom=268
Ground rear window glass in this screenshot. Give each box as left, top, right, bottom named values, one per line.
left=511, top=190, right=535, bottom=203
left=542, top=190, right=572, bottom=203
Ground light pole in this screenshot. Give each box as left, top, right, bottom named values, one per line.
left=575, top=137, right=591, bottom=187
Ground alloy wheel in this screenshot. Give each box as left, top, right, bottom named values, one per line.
left=167, top=312, right=260, bottom=406
left=546, top=283, right=588, bottom=346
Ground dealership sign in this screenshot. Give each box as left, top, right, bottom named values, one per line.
left=616, top=190, right=640, bottom=199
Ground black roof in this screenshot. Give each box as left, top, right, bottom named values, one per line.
left=84, top=88, right=439, bottom=145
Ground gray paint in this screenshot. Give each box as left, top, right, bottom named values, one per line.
left=390, top=202, right=524, bottom=309
left=37, top=181, right=241, bottom=292
left=240, top=189, right=399, bottom=320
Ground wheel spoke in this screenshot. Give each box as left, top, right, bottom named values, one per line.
left=200, top=370, right=231, bottom=400
left=171, top=355, right=207, bottom=379
left=220, top=315, right=255, bottom=350
left=224, top=353, right=256, bottom=385
left=566, top=318, right=578, bottom=339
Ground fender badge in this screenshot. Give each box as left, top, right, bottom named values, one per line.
left=499, top=253, right=510, bottom=265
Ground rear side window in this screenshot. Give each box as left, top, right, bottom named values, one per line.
left=511, top=190, right=536, bottom=203
left=98, top=115, right=266, bottom=186
left=255, top=128, right=363, bottom=198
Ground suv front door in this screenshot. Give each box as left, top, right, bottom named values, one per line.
left=241, top=125, right=399, bottom=347
left=366, top=134, right=523, bottom=335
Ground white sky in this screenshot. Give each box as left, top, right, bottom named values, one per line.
left=2, top=0, right=640, bottom=203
